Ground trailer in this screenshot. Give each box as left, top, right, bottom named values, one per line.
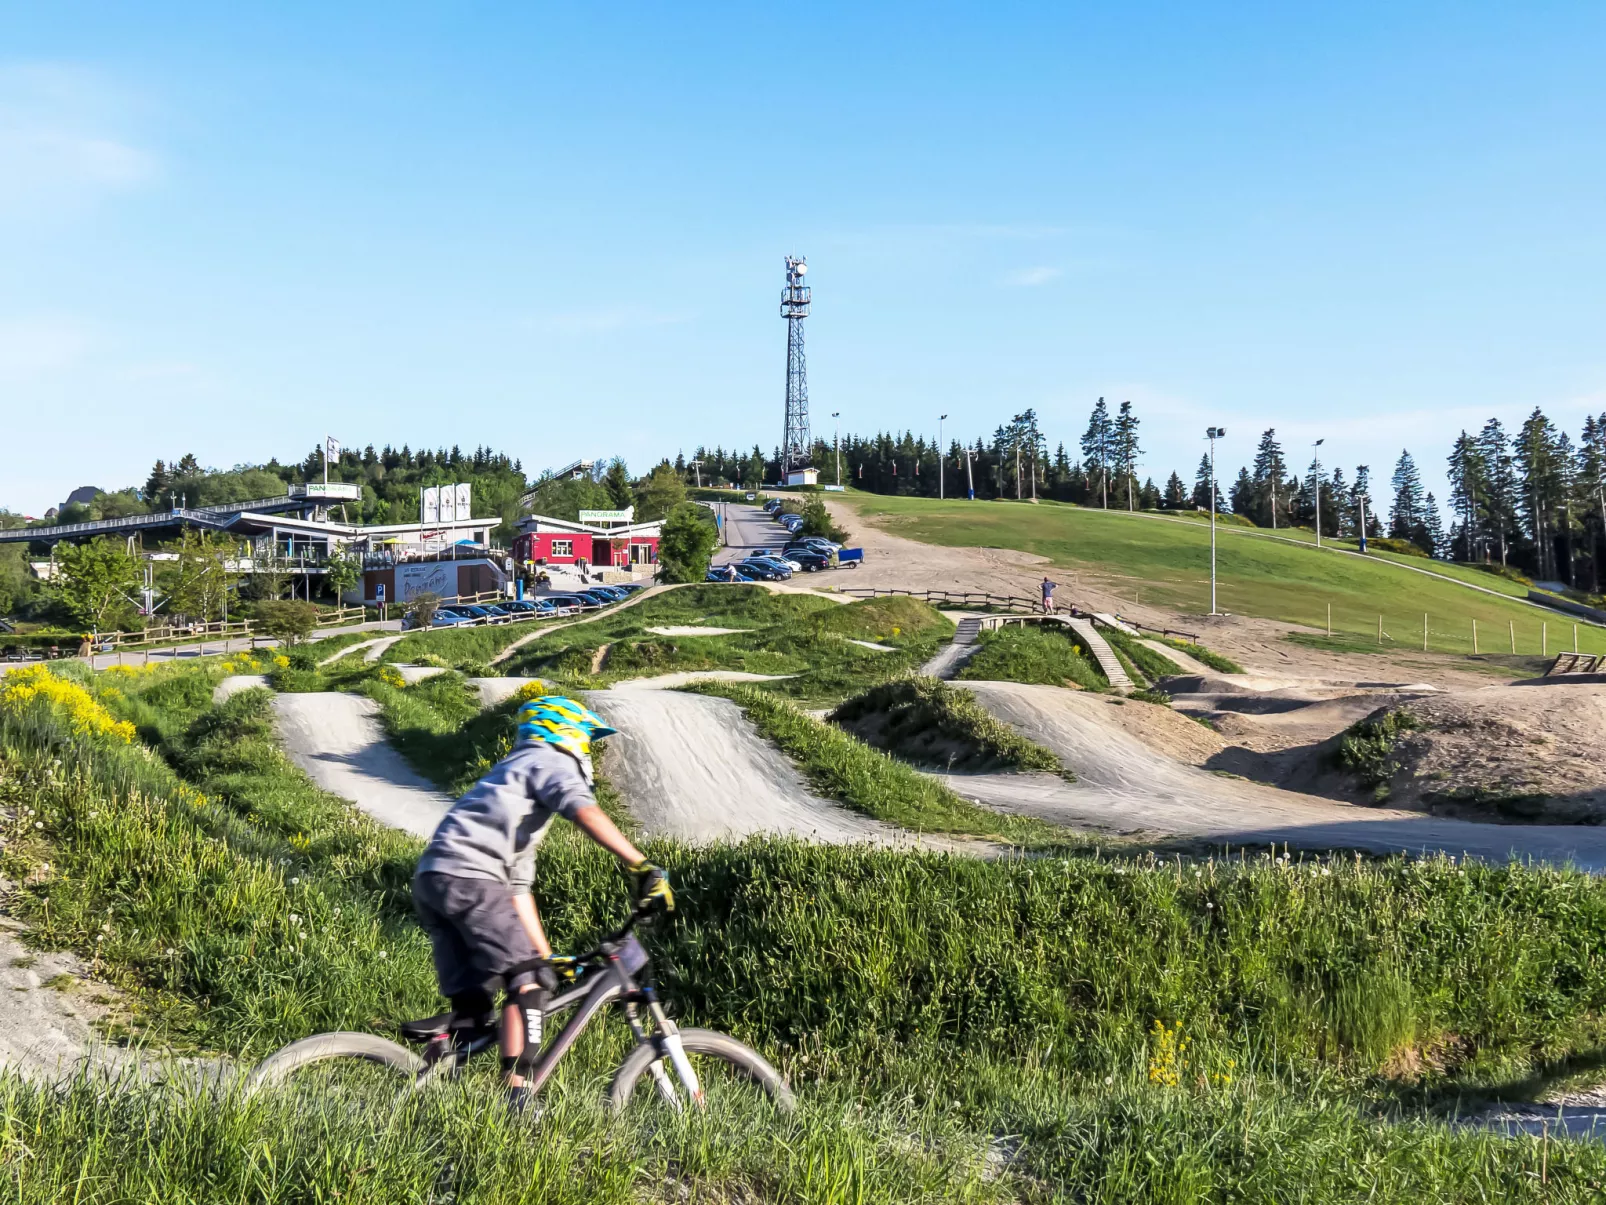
left=836, top=548, right=864, bottom=568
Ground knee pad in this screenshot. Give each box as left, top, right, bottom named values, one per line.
left=512, top=986, right=546, bottom=1075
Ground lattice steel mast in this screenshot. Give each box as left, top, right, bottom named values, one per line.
left=780, top=255, right=812, bottom=475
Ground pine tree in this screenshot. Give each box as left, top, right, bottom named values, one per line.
left=1477, top=418, right=1519, bottom=565
left=1515, top=408, right=1565, bottom=580
left=143, top=460, right=172, bottom=503
left=1420, top=492, right=1446, bottom=558
left=1163, top=471, right=1188, bottom=509
left=602, top=458, right=633, bottom=509
left=1250, top=429, right=1289, bottom=528
left=1080, top=398, right=1113, bottom=508
left=175, top=453, right=202, bottom=478
left=1388, top=451, right=1425, bottom=541
left=1191, top=454, right=1219, bottom=511
left=1112, top=401, right=1141, bottom=511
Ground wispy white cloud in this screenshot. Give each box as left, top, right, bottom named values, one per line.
left=1001, top=265, right=1062, bottom=288
left=0, top=63, right=158, bottom=213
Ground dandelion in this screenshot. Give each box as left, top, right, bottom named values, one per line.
left=1104, top=1075, right=1114, bottom=1085
left=376, top=950, right=388, bottom=959
left=289, top=877, right=300, bottom=886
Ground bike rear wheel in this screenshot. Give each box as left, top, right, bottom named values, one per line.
left=243, top=1032, right=427, bottom=1106
left=607, top=1028, right=795, bottom=1113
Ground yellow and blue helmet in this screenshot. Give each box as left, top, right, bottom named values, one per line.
left=516, top=696, right=617, bottom=773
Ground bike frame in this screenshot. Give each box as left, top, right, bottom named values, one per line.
left=422, top=912, right=700, bottom=1104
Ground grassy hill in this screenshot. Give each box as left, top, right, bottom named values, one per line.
left=843, top=493, right=1606, bottom=656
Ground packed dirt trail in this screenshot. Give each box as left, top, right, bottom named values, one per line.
left=589, top=677, right=954, bottom=849
left=958, top=681, right=1606, bottom=870
left=272, top=693, right=451, bottom=839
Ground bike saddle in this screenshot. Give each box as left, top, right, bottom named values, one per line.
left=399, top=1013, right=454, bottom=1042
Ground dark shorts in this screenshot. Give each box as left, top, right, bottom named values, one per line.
left=413, top=871, right=538, bottom=998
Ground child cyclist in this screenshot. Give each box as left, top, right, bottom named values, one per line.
left=412, top=696, right=673, bottom=1112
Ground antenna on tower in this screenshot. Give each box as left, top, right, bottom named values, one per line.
left=780, top=255, right=813, bottom=482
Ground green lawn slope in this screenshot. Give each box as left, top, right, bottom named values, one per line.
left=845, top=494, right=1606, bottom=656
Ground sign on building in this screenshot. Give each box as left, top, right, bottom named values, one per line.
left=578, top=507, right=634, bottom=525
left=396, top=562, right=455, bottom=601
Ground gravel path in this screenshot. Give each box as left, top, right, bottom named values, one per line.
left=271, top=693, right=451, bottom=839
left=590, top=681, right=921, bottom=846
left=957, top=681, right=1606, bottom=870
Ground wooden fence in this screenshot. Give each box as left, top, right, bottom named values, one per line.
left=837, top=586, right=1200, bottom=643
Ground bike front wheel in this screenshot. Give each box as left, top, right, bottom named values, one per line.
left=243, top=1032, right=428, bottom=1105
left=607, top=1028, right=796, bottom=1114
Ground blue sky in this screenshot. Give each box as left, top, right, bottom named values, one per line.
left=3, top=2, right=1603, bottom=515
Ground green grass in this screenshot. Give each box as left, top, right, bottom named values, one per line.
left=1097, top=626, right=1183, bottom=685
left=843, top=492, right=1606, bottom=655
left=7, top=662, right=1606, bottom=1199
left=958, top=624, right=1108, bottom=690
left=497, top=587, right=954, bottom=705
left=1155, top=634, right=1246, bottom=673
left=829, top=676, right=1064, bottom=774
left=686, top=681, right=1063, bottom=846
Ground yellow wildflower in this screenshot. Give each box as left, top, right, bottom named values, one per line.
left=0, top=666, right=135, bottom=743
left=273, top=655, right=290, bottom=669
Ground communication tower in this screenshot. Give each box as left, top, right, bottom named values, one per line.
left=780, top=256, right=812, bottom=478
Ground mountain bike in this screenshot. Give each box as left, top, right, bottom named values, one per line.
left=244, top=906, right=795, bottom=1113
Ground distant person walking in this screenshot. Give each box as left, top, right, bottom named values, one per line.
left=1040, top=576, right=1058, bottom=614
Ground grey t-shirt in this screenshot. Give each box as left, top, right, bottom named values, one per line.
left=415, top=740, right=596, bottom=891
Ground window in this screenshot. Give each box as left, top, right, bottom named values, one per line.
left=551, top=539, right=573, bottom=558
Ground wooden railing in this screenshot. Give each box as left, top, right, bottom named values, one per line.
left=836, top=586, right=1201, bottom=643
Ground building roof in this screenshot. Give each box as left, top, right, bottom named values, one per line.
left=517, top=513, right=662, bottom=538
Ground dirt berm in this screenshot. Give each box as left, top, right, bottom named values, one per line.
left=1303, top=683, right=1606, bottom=823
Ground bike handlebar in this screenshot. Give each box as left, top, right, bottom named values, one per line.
left=574, top=903, right=662, bottom=966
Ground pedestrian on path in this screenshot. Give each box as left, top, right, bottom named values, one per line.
left=1040, top=576, right=1058, bottom=614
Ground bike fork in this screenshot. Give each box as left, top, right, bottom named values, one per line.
left=626, top=1001, right=704, bottom=1109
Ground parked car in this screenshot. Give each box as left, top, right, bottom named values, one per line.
left=762, top=498, right=782, bottom=513
left=736, top=559, right=790, bottom=581
left=501, top=600, right=546, bottom=616
left=785, top=537, right=839, bottom=555
left=544, top=593, right=601, bottom=609
left=403, top=608, right=470, bottom=630
left=744, top=492, right=756, bottom=501
left=588, top=586, right=629, bottom=601
left=453, top=604, right=510, bottom=624
left=706, top=566, right=757, bottom=583
left=788, top=551, right=831, bottom=573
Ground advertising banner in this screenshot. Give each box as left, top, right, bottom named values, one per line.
left=456, top=483, right=472, bottom=520
left=421, top=487, right=439, bottom=524
left=396, top=562, right=455, bottom=601
left=438, top=486, right=455, bottom=522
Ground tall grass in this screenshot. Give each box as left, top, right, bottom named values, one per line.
left=5, top=663, right=1606, bottom=1198
left=830, top=676, right=1064, bottom=773
left=959, top=624, right=1108, bottom=690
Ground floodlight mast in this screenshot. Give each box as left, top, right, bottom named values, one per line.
left=1311, top=438, right=1326, bottom=547
left=781, top=256, right=813, bottom=479
left=1206, top=427, right=1226, bottom=614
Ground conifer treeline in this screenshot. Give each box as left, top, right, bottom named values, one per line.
left=682, top=399, right=1606, bottom=587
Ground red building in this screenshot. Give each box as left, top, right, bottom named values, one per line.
left=513, top=512, right=662, bottom=571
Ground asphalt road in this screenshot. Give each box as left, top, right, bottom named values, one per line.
left=713, top=503, right=798, bottom=568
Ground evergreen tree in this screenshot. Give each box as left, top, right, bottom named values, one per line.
left=1191, top=454, right=1221, bottom=511
left=1388, top=451, right=1426, bottom=543
left=1112, top=400, right=1141, bottom=510
left=1349, top=465, right=1379, bottom=538
left=1163, top=471, right=1188, bottom=509
left=1421, top=492, right=1446, bottom=558
left=1229, top=468, right=1255, bottom=517
left=1515, top=407, right=1565, bottom=580
left=602, top=458, right=633, bottom=509
left=1080, top=398, right=1113, bottom=508
left=1249, top=429, right=1289, bottom=528
left=143, top=460, right=172, bottom=504
left=1476, top=418, right=1520, bottom=565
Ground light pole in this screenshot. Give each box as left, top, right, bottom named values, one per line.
left=1311, top=438, right=1325, bottom=546
left=832, top=412, right=841, bottom=487
left=1206, top=427, right=1226, bottom=614
left=938, top=414, right=948, bottom=500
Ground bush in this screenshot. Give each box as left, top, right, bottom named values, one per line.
left=404, top=591, right=442, bottom=630
left=1330, top=707, right=1419, bottom=797
left=959, top=625, right=1107, bottom=691
left=1367, top=537, right=1431, bottom=558
left=254, top=600, right=318, bottom=645
left=799, top=496, right=849, bottom=543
